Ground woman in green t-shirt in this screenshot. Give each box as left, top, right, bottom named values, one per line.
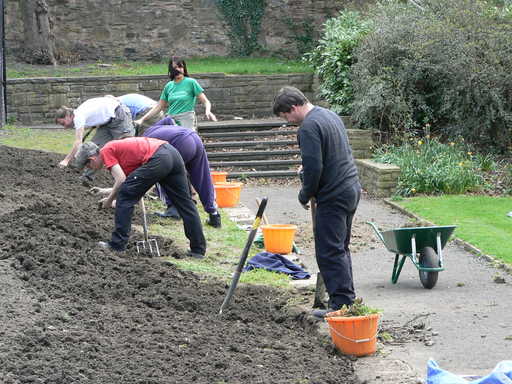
left=135, top=56, right=217, bottom=130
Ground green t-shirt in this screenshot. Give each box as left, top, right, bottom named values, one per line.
left=160, top=77, right=204, bottom=115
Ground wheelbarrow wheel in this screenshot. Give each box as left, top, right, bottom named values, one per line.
left=419, top=246, right=439, bottom=289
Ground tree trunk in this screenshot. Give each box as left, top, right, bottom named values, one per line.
left=20, top=0, right=57, bottom=65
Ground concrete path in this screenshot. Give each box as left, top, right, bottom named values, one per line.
left=238, top=183, right=512, bottom=383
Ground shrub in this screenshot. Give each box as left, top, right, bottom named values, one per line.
left=351, top=0, right=512, bottom=152
left=373, top=136, right=484, bottom=196
left=304, top=11, right=373, bottom=115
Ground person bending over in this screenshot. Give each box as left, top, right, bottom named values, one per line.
left=55, top=96, right=135, bottom=185
left=74, top=137, right=206, bottom=258
left=142, top=116, right=221, bottom=227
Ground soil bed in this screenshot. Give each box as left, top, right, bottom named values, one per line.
left=0, top=146, right=356, bottom=383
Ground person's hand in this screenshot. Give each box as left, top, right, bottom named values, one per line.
left=59, top=159, right=69, bottom=168
left=98, top=197, right=114, bottom=209
left=206, top=112, right=217, bottom=122
left=89, top=187, right=112, bottom=195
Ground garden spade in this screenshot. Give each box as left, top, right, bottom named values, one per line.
left=136, top=196, right=160, bottom=257
left=219, top=197, right=268, bottom=315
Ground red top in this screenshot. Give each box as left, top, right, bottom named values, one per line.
left=100, top=137, right=166, bottom=176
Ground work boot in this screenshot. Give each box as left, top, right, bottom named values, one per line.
left=206, top=212, right=221, bottom=228
left=186, top=250, right=205, bottom=259
left=154, top=206, right=181, bottom=219
left=97, top=241, right=123, bottom=252
left=311, top=308, right=338, bottom=320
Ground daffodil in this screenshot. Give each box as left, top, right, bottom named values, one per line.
left=449, top=142, right=455, bottom=146
left=418, top=140, right=423, bottom=145
left=411, top=188, right=416, bottom=193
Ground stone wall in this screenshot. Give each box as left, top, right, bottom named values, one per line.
left=6, top=73, right=316, bottom=125
left=355, top=159, right=400, bottom=197
left=6, top=0, right=371, bottom=61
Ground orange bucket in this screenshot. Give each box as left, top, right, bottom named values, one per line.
left=326, top=314, right=380, bottom=356
left=211, top=171, right=228, bottom=184
left=261, top=224, right=297, bottom=254
left=214, top=182, right=242, bottom=208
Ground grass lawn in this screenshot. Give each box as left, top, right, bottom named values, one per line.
left=397, top=195, right=512, bottom=264
left=7, top=57, right=312, bottom=79
left=0, top=126, right=293, bottom=288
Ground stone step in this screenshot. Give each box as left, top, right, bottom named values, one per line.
left=210, top=159, right=301, bottom=171
left=198, top=119, right=289, bottom=133
left=204, top=139, right=298, bottom=149
left=227, top=169, right=297, bottom=178
left=206, top=149, right=300, bottom=160
left=201, top=128, right=297, bottom=140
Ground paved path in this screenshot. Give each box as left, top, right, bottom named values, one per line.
left=238, top=184, right=512, bottom=383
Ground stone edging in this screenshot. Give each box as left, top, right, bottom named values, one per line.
left=383, top=198, right=512, bottom=275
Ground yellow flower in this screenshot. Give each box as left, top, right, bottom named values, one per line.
left=411, top=188, right=416, bottom=193
left=458, top=162, right=464, bottom=166
left=449, top=142, right=455, bottom=146
left=418, top=140, right=423, bottom=145
left=467, top=151, right=472, bottom=156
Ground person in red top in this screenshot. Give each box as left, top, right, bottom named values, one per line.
left=73, top=137, right=206, bottom=257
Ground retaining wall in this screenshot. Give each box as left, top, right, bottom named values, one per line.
left=356, top=159, right=400, bottom=197
left=6, top=73, right=315, bottom=125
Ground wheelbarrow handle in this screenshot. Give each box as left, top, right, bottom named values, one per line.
left=367, top=221, right=385, bottom=243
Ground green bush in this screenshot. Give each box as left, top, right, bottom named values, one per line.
left=351, top=0, right=512, bottom=152
left=373, top=137, right=484, bottom=196
left=304, top=11, right=373, bottom=115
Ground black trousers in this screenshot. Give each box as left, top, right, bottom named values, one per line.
left=110, top=143, right=206, bottom=254
left=315, top=182, right=361, bottom=309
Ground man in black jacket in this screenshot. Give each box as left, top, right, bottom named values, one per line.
left=273, top=86, right=361, bottom=318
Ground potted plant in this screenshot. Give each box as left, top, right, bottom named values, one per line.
left=325, top=298, right=382, bottom=356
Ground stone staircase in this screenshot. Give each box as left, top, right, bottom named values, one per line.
left=198, top=118, right=373, bottom=179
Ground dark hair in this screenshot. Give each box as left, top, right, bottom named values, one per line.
left=168, top=56, right=189, bottom=80
left=55, top=106, right=74, bottom=123
left=272, top=86, right=309, bottom=116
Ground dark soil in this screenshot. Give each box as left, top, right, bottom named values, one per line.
left=0, top=146, right=356, bottom=384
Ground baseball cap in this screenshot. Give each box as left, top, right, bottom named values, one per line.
left=73, top=142, right=99, bottom=170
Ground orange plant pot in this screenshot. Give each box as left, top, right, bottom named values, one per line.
left=326, top=313, right=380, bottom=356
left=214, top=182, right=242, bottom=208
left=211, top=171, right=228, bottom=184
left=261, top=224, right=297, bottom=255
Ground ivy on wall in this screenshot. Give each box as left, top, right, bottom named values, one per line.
left=216, top=0, right=267, bottom=56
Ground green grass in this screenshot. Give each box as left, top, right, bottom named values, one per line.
left=7, top=57, right=312, bottom=79
left=0, top=126, right=74, bottom=153
left=398, top=195, right=512, bottom=264
left=0, top=127, right=293, bottom=288
left=147, top=198, right=290, bottom=288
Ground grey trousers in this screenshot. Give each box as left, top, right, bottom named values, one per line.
left=82, top=104, right=135, bottom=180
left=91, top=104, right=135, bottom=146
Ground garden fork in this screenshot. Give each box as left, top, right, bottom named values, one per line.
left=136, top=196, right=160, bottom=257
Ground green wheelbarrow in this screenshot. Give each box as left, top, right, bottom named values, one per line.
left=367, top=222, right=456, bottom=289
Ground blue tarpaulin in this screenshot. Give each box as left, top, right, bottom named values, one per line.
left=243, top=252, right=311, bottom=280
left=427, top=359, right=512, bottom=384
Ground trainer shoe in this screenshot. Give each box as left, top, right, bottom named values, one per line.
left=186, top=250, right=205, bottom=259
left=154, top=206, right=181, bottom=219
left=206, top=212, right=221, bottom=228
left=97, top=241, right=123, bottom=252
